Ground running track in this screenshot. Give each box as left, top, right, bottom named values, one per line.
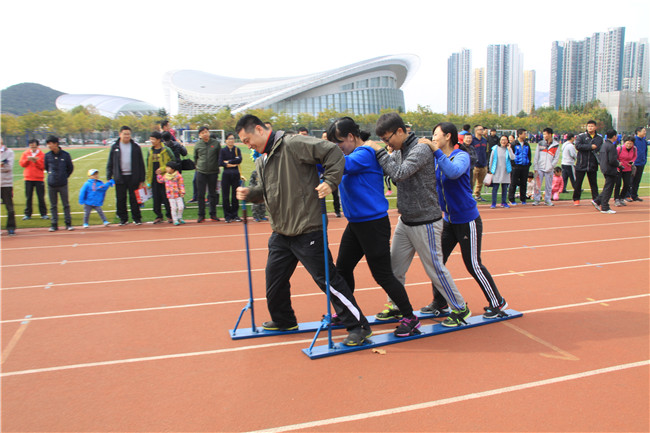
left=1, top=200, right=649, bottom=432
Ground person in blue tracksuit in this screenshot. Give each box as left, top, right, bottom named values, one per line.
left=419, top=122, right=508, bottom=318
left=327, top=117, right=420, bottom=337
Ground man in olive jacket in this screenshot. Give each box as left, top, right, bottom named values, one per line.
left=194, top=126, right=221, bottom=222
left=235, top=115, right=371, bottom=346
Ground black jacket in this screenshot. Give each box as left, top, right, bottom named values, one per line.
left=599, top=139, right=621, bottom=176
left=106, top=139, right=146, bottom=186
left=574, top=131, right=603, bottom=172
left=44, top=149, right=74, bottom=187
left=165, top=139, right=187, bottom=162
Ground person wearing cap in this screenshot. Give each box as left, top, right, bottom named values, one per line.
left=44, top=135, right=74, bottom=231
left=79, top=169, right=114, bottom=228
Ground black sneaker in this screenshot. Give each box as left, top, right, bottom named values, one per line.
left=483, top=299, right=509, bottom=319
left=375, top=304, right=402, bottom=320
left=420, top=301, right=450, bottom=316
left=342, top=326, right=372, bottom=346
left=210, top=216, right=220, bottom=221
left=134, top=220, right=142, bottom=225
left=119, top=221, right=129, bottom=226
left=234, top=217, right=242, bottom=222
left=49, top=226, right=58, bottom=232
left=66, top=226, right=74, bottom=231
left=633, top=197, right=644, bottom=202
left=262, top=321, right=298, bottom=331
left=394, top=315, right=421, bottom=337
left=441, top=305, right=471, bottom=327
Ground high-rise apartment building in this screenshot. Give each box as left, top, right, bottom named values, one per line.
left=551, top=27, right=627, bottom=108
left=472, top=67, right=485, bottom=114
left=447, top=48, right=471, bottom=115
left=486, top=44, right=523, bottom=116
left=523, top=70, right=536, bottom=113
left=622, top=38, right=649, bottom=92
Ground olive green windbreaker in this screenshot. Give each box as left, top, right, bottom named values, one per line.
left=247, top=132, right=344, bottom=236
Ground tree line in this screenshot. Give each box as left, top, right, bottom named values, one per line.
left=1, top=102, right=615, bottom=146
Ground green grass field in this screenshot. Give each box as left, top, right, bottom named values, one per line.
left=2, top=143, right=648, bottom=229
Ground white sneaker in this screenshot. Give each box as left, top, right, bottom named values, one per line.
left=83, top=224, right=89, bottom=228
left=600, top=209, right=616, bottom=214
left=103, top=221, right=111, bottom=226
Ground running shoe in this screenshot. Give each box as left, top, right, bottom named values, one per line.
left=500, top=203, right=510, bottom=208
left=103, top=221, right=111, bottom=227
left=591, top=200, right=600, bottom=211
left=420, top=301, right=450, bottom=316
left=375, top=304, right=403, bottom=320
left=342, top=326, right=372, bottom=346
left=600, top=209, right=616, bottom=214
left=441, top=305, right=471, bottom=327
left=490, top=205, right=496, bottom=209
left=573, top=200, right=580, bottom=206
left=83, top=224, right=89, bottom=228
left=394, top=316, right=421, bottom=337
left=483, top=299, right=509, bottom=319
left=262, top=321, right=298, bottom=331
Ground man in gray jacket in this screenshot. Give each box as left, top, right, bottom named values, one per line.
left=368, top=113, right=470, bottom=327
left=235, top=115, right=371, bottom=346
left=532, top=127, right=561, bottom=206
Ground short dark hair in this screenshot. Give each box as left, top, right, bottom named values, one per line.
left=198, top=126, right=210, bottom=134
left=516, top=128, right=527, bottom=137
left=553, top=166, right=562, bottom=173
left=166, top=160, right=180, bottom=171
left=375, top=112, right=407, bottom=137
left=327, top=117, right=370, bottom=143
left=225, top=133, right=235, bottom=140
left=490, top=128, right=497, bottom=132
left=45, top=135, right=59, bottom=144
left=28, top=139, right=39, bottom=146
left=623, top=135, right=635, bottom=143
left=543, top=127, right=553, bottom=135
left=462, top=124, right=471, bottom=132
left=566, top=132, right=575, bottom=140
left=586, top=120, right=597, bottom=126
left=298, top=126, right=308, bottom=133
left=161, top=131, right=173, bottom=141
left=474, top=124, right=483, bottom=129
left=635, top=126, right=645, bottom=134
left=120, top=126, right=132, bottom=132
left=150, top=131, right=162, bottom=140
left=160, top=120, right=169, bottom=128
left=605, top=129, right=617, bottom=139
left=235, top=114, right=266, bottom=134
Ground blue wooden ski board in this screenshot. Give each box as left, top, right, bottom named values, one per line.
left=228, top=310, right=448, bottom=340
left=302, top=309, right=523, bottom=359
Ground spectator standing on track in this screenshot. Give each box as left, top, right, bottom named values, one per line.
left=19, top=139, right=49, bottom=220
left=592, top=130, right=621, bottom=214
left=79, top=169, right=114, bottom=228
left=44, top=135, right=74, bottom=231
left=560, top=133, right=577, bottom=193
left=627, top=127, right=648, bottom=202
left=489, top=135, right=515, bottom=209
left=532, top=127, right=561, bottom=206
left=508, top=128, right=531, bottom=205
left=106, top=126, right=146, bottom=226
left=614, top=136, right=637, bottom=207
left=327, top=116, right=420, bottom=337
left=1, top=138, right=16, bottom=236
left=367, top=113, right=471, bottom=328
left=573, top=120, right=602, bottom=206
left=194, top=126, right=221, bottom=222
left=471, top=125, right=488, bottom=201
left=146, top=131, right=174, bottom=224
left=235, top=115, right=371, bottom=346
left=157, top=161, right=185, bottom=225
left=419, top=122, right=509, bottom=318
left=220, top=133, right=243, bottom=223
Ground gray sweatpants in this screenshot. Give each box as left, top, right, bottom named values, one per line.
left=391, top=217, right=466, bottom=311
left=534, top=170, right=553, bottom=204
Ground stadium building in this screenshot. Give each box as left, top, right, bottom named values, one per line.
left=163, top=54, right=419, bottom=117
left=55, top=94, right=158, bottom=118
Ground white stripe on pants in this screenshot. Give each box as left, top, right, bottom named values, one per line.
left=391, top=217, right=466, bottom=311
left=169, top=197, right=184, bottom=223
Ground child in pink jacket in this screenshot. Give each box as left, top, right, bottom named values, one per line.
left=156, top=161, right=185, bottom=225
left=551, top=166, right=564, bottom=201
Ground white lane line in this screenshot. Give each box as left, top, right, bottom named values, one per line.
left=0, top=295, right=646, bottom=376
left=3, top=256, right=648, bottom=292
left=3, top=235, right=648, bottom=268
left=71, top=149, right=106, bottom=162
left=245, top=360, right=650, bottom=433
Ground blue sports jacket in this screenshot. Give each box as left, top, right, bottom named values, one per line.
left=433, top=148, right=479, bottom=224
left=339, top=146, right=388, bottom=223
left=512, top=141, right=531, bottom=165
left=634, top=135, right=649, bottom=166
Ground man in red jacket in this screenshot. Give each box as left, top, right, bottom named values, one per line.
left=19, top=139, right=49, bottom=220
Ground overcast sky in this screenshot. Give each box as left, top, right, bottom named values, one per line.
left=1, top=0, right=647, bottom=114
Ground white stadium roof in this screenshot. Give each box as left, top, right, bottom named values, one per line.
left=164, top=54, right=419, bottom=114
left=56, top=94, right=158, bottom=118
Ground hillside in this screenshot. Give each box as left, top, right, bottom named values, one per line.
left=1, top=82, right=65, bottom=115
